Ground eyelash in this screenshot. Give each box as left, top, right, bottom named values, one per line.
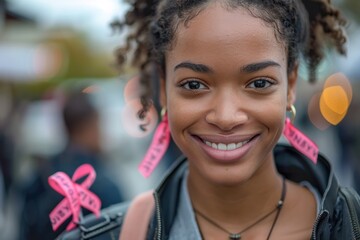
left=178, top=78, right=276, bottom=91
left=179, top=80, right=208, bottom=90
left=246, top=78, right=276, bottom=89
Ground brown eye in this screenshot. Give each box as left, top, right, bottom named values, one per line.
left=247, top=79, right=273, bottom=89
left=181, top=80, right=207, bottom=90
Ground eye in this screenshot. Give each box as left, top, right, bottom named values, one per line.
left=247, top=79, right=274, bottom=89
left=180, top=80, right=207, bottom=90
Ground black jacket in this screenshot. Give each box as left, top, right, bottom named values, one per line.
left=59, top=144, right=360, bottom=240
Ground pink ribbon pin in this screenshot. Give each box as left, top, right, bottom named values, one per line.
left=48, top=164, right=102, bottom=231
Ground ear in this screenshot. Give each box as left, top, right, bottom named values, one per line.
left=287, top=63, right=298, bottom=109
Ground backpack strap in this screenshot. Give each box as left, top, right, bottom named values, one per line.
left=119, top=190, right=155, bottom=240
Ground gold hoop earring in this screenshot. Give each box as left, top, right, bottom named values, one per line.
left=289, top=105, right=296, bottom=123
left=160, top=107, right=167, bottom=119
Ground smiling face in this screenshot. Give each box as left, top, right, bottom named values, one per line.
left=162, top=2, right=297, bottom=186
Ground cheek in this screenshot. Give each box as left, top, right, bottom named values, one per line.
left=257, top=96, right=287, bottom=134
left=165, top=86, right=209, bottom=147
left=167, top=95, right=200, bottom=133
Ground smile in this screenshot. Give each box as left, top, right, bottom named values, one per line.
left=193, top=134, right=259, bottom=163
left=203, top=140, right=250, bottom=151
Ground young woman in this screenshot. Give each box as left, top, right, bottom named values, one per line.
left=59, top=0, right=359, bottom=239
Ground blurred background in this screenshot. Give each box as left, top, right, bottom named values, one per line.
left=0, top=0, right=359, bottom=239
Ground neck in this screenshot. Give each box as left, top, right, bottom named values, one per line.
left=187, top=158, right=283, bottom=226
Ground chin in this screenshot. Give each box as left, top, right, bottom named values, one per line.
left=190, top=161, right=256, bottom=187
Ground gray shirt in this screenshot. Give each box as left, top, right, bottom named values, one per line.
left=168, top=172, right=321, bottom=240
left=169, top=171, right=202, bottom=240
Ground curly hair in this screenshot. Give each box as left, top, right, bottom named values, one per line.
left=113, top=0, right=347, bottom=123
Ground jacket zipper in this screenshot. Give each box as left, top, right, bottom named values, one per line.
left=154, top=192, right=162, bottom=240
left=339, top=188, right=360, bottom=239
left=152, top=157, right=187, bottom=240
left=311, top=210, right=328, bottom=240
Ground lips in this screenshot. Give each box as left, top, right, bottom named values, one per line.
left=193, top=134, right=259, bottom=163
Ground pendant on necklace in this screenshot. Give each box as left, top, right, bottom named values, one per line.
left=229, top=233, right=241, bottom=240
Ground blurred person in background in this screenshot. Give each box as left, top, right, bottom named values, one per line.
left=0, top=120, right=15, bottom=200
left=0, top=95, right=13, bottom=225
left=0, top=120, right=12, bottom=237
left=18, top=91, right=125, bottom=240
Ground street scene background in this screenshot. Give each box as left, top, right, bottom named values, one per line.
left=0, top=0, right=360, bottom=239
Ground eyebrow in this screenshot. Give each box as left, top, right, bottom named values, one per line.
left=241, top=61, right=281, bottom=73
left=174, top=60, right=280, bottom=74
left=174, top=62, right=213, bottom=73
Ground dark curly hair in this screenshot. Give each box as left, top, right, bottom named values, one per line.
left=113, top=0, right=347, bottom=123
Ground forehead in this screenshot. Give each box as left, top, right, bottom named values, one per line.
left=167, top=3, right=286, bottom=68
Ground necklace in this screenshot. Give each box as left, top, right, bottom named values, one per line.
left=194, top=177, right=286, bottom=240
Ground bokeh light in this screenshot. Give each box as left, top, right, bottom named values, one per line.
left=121, top=98, right=158, bottom=138
left=34, top=43, right=67, bottom=80
left=320, top=85, right=349, bottom=125
left=124, top=75, right=141, bottom=103
left=82, top=85, right=100, bottom=94
left=323, top=72, right=352, bottom=103
left=310, top=72, right=353, bottom=128
left=308, top=92, right=331, bottom=131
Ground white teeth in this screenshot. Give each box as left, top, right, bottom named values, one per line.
left=218, top=143, right=226, bottom=151
left=203, top=139, right=250, bottom=151
left=228, top=143, right=236, bottom=150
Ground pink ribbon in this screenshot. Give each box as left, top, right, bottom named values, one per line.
left=48, top=164, right=102, bottom=231
left=138, top=114, right=171, bottom=178
left=283, top=118, right=319, bottom=164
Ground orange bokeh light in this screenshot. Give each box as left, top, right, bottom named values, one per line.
left=324, top=72, right=352, bottom=103
left=320, top=86, right=349, bottom=125
left=317, top=73, right=352, bottom=126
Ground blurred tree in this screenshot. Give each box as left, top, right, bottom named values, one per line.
left=13, top=28, right=118, bottom=100
left=340, top=0, right=360, bottom=24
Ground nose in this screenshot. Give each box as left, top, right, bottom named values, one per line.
left=205, top=90, right=248, bottom=131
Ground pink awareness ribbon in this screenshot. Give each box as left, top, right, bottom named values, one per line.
left=138, top=114, right=171, bottom=178
left=283, top=117, right=319, bottom=164
left=48, top=164, right=102, bottom=231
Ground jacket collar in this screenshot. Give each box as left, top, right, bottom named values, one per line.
left=274, top=144, right=338, bottom=215
left=152, top=154, right=187, bottom=239
left=152, top=144, right=338, bottom=239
